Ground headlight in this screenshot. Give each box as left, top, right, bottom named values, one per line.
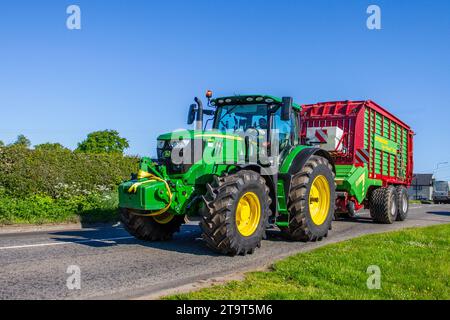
left=169, top=139, right=190, bottom=149
left=157, top=140, right=166, bottom=149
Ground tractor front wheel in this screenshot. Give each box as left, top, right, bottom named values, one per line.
left=120, top=208, right=185, bottom=241
left=282, top=156, right=335, bottom=242
left=200, top=170, right=271, bottom=256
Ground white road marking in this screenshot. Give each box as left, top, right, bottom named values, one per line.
left=0, top=236, right=134, bottom=251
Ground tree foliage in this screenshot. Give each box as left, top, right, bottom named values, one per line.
left=11, top=134, right=31, bottom=148
left=34, top=143, right=69, bottom=152
left=76, top=130, right=129, bottom=154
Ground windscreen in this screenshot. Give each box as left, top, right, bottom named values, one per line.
left=213, top=104, right=270, bottom=132
left=435, top=181, right=449, bottom=191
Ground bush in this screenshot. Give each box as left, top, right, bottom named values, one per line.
left=0, top=146, right=138, bottom=199
left=0, top=146, right=139, bottom=224
left=0, top=189, right=119, bottom=224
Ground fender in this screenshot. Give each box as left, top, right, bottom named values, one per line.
left=279, top=147, right=335, bottom=202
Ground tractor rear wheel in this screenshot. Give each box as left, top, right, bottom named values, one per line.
left=369, top=186, right=398, bottom=224
left=395, top=186, right=409, bottom=221
left=200, top=170, right=271, bottom=256
left=120, top=208, right=185, bottom=241
left=281, top=156, right=335, bottom=242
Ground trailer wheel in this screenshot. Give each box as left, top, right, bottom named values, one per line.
left=335, top=201, right=356, bottom=219
left=282, top=156, right=335, bottom=241
left=395, top=186, right=409, bottom=221
left=369, top=186, right=398, bottom=224
left=120, top=208, right=185, bottom=241
left=200, top=170, right=271, bottom=256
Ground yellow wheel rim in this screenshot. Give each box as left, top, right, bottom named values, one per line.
left=236, top=192, right=261, bottom=237
left=309, top=175, right=331, bottom=226
left=152, top=212, right=175, bottom=224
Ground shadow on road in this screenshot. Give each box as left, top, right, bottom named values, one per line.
left=427, top=211, right=450, bottom=217
left=334, top=216, right=376, bottom=224
left=48, top=224, right=221, bottom=256
left=47, top=213, right=399, bottom=254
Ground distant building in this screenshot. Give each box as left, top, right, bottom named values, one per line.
left=408, top=174, right=434, bottom=201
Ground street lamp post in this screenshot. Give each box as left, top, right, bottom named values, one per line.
left=434, top=162, right=449, bottom=174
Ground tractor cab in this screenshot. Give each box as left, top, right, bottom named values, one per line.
left=188, top=93, right=302, bottom=160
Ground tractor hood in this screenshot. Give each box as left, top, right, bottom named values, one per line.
left=156, top=129, right=247, bottom=172
left=157, top=130, right=243, bottom=142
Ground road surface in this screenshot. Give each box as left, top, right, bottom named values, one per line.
left=0, top=204, right=449, bottom=299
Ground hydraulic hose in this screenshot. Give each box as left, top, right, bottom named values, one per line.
left=127, top=170, right=173, bottom=217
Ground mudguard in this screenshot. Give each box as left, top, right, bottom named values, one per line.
left=279, top=147, right=335, bottom=204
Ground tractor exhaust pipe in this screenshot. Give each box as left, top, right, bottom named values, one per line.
left=194, top=97, right=203, bottom=131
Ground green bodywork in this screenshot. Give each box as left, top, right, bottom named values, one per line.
left=335, top=164, right=382, bottom=203
left=364, top=108, right=410, bottom=178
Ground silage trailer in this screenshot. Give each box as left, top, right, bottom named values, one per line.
left=301, top=100, right=414, bottom=222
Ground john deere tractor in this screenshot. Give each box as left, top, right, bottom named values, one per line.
left=118, top=92, right=335, bottom=255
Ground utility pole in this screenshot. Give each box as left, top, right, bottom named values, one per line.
left=415, top=174, right=418, bottom=200
left=433, top=162, right=449, bottom=175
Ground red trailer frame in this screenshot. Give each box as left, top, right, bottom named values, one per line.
left=300, top=100, right=414, bottom=187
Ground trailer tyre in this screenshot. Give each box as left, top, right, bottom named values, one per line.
left=369, top=186, right=398, bottom=224
left=395, top=186, right=409, bottom=221
left=120, top=208, right=185, bottom=241
left=282, top=156, right=335, bottom=242
left=200, top=170, right=271, bottom=256
left=335, top=201, right=356, bottom=219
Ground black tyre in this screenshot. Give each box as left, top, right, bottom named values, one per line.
left=281, top=156, right=335, bottom=241
left=395, top=186, right=409, bottom=221
left=120, top=208, right=185, bottom=241
left=200, top=170, right=271, bottom=256
left=369, top=186, right=397, bottom=224
left=335, top=201, right=356, bottom=219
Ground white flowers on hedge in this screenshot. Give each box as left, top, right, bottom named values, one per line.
left=53, top=182, right=112, bottom=199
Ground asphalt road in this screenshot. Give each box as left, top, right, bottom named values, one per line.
left=0, top=204, right=449, bottom=300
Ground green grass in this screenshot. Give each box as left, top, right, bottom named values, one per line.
left=167, top=224, right=450, bottom=300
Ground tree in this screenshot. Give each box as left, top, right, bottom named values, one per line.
left=76, top=130, right=129, bottom=154
left=0, top=140, right=4, bottom=147
left=11, top=134, right=31, bottom=148
left=34, top=143, right=69, bottom=152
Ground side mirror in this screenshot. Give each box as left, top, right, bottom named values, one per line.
left=187, top=104, right=196, bottom=125
left=281, top=97, right=293, bottom=121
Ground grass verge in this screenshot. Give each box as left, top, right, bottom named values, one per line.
left=167, top=224, right=450, bottom=300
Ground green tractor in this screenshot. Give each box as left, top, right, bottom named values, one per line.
left=118, top=92, right=336, bottom=255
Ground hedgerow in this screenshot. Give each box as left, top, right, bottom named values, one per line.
left=0, top=189, right=119, bottom=224
left=0, top=146, right=138, bottom=198
left=0, top=146, right=139, bottom=224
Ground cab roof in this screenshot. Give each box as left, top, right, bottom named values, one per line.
left=211, top=95, right=301, bottom=110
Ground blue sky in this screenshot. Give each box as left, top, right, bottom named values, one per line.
left=0, top=0, right=449, bottom=179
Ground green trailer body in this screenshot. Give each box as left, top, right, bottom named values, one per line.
left=300, top=100, right=414, bottom=213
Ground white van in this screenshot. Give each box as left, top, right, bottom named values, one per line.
left=433, top=181, right=450, bottom=204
